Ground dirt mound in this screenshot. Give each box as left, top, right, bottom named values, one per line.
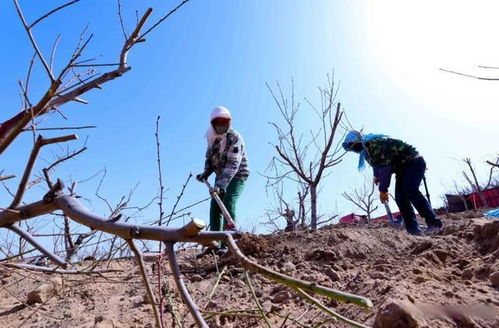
left=0, top=211, right=498, bottom=327
left=237, top=233, right=271, bottom=257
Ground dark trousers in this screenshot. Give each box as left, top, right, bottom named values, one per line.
left=395, top=157, right=442, bottom=235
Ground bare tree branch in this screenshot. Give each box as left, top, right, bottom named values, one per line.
left=487, top=160, right=499, bottom=168
left=29, top=0, right=81, bottom=29
left=0, top=175, right=16, bottom=182
left=13, top=0, right=56, bottom=81
left=127, top=239, right=163, bottom=328
left=166, top=241, right=208, bottom=328
left=342, top=176, right=378, bottom=222
left=10, top=134, right=78, bottom=208
left=117, top=0, right=128, bottom=40
left=165, top=173, right=193, bottom=226
left=440, top=68, right=499, bottom=81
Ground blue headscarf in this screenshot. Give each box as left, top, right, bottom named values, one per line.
left=342, top=130, right=388, bottom=170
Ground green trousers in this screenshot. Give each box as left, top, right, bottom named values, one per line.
left=210, top=178, right=245, bottom=232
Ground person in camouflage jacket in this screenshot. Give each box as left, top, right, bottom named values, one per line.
left=342, top=130, right=442, bottom=235
left=196, top=106, right=249, bottom=236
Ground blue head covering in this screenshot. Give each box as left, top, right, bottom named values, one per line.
left=342, top=130, right=388, bottom=170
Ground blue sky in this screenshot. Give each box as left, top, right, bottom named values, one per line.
left=1, top=1, right=498, bottom=238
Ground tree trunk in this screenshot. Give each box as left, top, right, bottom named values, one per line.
left=462, top=196, right=469, bottom=211
left=298, top=191, right=305, bottom=227
left=310, top=184, right=318, bottom=230
left=464, top=159, right=489, bottom=208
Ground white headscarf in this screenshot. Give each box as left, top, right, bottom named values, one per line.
left=206, top=106, right=232, bottom=148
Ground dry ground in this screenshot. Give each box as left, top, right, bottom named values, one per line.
left=0, top=210, right=498, bottom=327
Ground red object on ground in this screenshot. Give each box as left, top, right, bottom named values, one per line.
left=339, top=213, right=367, bottom=224
left=469, top=187, right=499, bottom=208
left=371, top=211, right=401, bottom=223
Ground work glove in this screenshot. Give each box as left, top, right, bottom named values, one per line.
left=380, top=191, right=389, bottom=203
left=209, top=186, right=224, bottom=196
left=373, top=177, right=379, bottom=185
left=196, top=173, right=207, bottom=182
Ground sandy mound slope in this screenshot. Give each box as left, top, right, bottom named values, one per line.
left=0, top=210, right=498, bottom=327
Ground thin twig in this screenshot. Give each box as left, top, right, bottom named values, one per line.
left=19, top=53, right=36, bottom=110
left=0, top=248, right=36, bottom=261
left=157, top=254, right=165, bottom=326
left=0, top=175, right=16, bottom=182
left=295, top=288, right=369, bottom=328
left=10, top=134, right=77, bottom=208
left=165, top=173, right=193, bottom=226
left=202, top=310, right=260, bottom=319
left=155, top=116, right=165, bottom=227
left=21, top=125, right=96, bottom=132
left=117, top=0, right=128, bottom=40
left=440, top=68, right=499, bottom=81
left=165, top=242, right=208, bottom=328
left=7, top=223, right=68, bottom=267
left=138, top=0, right=191, bottom=40
left=245, top=271, right=273, bottom=328
left=72, top=63, right=120, bottom=67
left=2, top=263, right=120, bottom=275
left=127, top=239, right=163, bottom=328
left=49, top=34, right=62, bottom=72
left=29, top=0, right=80, bottom=28
left=14, top=0, right=56, bottom=81
left=165, top=284, right=184, bottom=327
left=203, top=266, right=227, bottom=309
left=154, top=115, right=166, bottom=323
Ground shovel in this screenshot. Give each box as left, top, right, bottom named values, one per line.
left=382, top=200, right=400, bottom=227
left=202, top=179, right=236, bottom=230
left=383, top=201, right=394, bottom=223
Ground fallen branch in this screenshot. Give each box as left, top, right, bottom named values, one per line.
left=226, top=234, right=372, bottom=309
left=127, top=239, right=162, bottom=328
left=203, top=266, right=227, bottom=309
left=295, top=287, right=369, bottom=328
left=165, top=283, right=184, bottom=327
left=1, top=263, right=121, bottom=275
left=201, top=310, right=260, bottom=319
left=245, top=271, right=272, bottom=328
left=6, top=223, right=68, bottom=267
left=166, top=241, right=208, bottom=328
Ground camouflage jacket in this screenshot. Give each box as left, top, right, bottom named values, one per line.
left=364, top=138, right=419, bottom=192
left=203, top=129, right=249, bottom=189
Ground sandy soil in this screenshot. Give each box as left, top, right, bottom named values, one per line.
left=0, top=210, right=498, bottom=327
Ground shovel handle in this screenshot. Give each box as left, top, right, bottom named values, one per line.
left=202, top=179, right=236, bottom=230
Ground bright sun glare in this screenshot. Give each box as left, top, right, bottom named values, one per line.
left=364, top=1, right=499, bottom=127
